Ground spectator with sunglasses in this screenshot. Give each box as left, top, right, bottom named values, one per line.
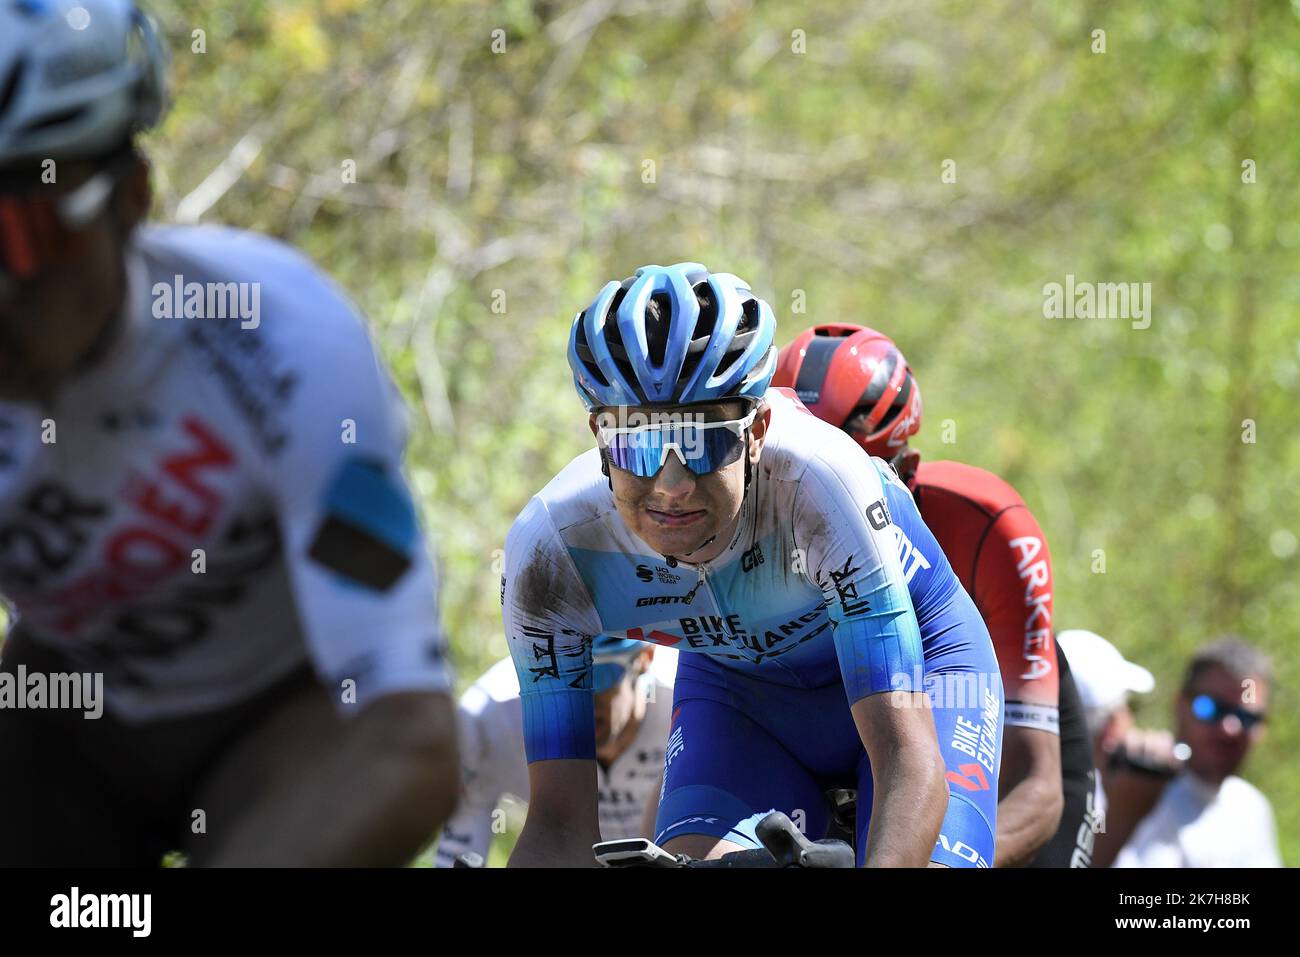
left=1107, top=637, right=1280, bottom=868
left=435, top=639, right=677, bottom=866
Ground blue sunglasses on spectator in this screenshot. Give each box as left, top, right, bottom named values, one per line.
left=1190, top=694, right=1265, bottom=730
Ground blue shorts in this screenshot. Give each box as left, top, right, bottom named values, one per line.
left=654, top=648, right=1004, bottom=867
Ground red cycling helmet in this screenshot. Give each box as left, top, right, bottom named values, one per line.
left=772, top=323, right=923, bottom=459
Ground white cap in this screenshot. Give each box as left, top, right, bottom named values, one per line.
left=1057, top=629, right=1155, bottom=715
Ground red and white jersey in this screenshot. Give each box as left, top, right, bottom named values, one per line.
left=0, top=225, right=450, bottom=720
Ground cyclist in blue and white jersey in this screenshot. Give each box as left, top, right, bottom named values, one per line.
left=502, top=262, right=1003, bottom=867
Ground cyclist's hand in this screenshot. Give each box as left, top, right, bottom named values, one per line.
left=1108, top=727, right=1183, bottom=778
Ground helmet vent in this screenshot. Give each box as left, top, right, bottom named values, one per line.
left=20, top=105, right=88, bottom=134
left=645, top=292, right=673, bottom=367
left=0, top=58, right=24, bottom=123
left=572, top=312, right=610, bottom=388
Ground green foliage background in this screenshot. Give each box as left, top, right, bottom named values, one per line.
left=91, top=0, right=1300, bottom=863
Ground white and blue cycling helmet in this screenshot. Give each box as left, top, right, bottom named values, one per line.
left=0, top=0, right=169, bottom=165
left=568, top=261, right=777, bottom=410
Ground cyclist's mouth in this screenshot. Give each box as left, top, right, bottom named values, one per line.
left=646, top=508, right=706, bottom=528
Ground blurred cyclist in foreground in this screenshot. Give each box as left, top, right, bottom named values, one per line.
left=775, top=324, right=1095, bottom=867
left=435, top=640, right=676, bottom=866
left=0, top=0, right=457, bottom=865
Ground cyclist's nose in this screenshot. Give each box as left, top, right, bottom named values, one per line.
left=653, top=453, right=696, bottom=497
left=1219, top=714, right=1244, bottom=737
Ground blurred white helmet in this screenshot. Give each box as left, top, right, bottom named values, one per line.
left=1058, top=628, right=1155, bottom=738
left=0, top=0, right=169, bottom=165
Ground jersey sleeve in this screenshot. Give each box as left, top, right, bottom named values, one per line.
left=502, top=496, right=602, bottom=762
left=972, top=505, right=1058, bottom=731
left=793, top=443, right=924, bottom=704
left=435, top=687, right=516, bottom=866
left=258, top=267, right=450, bottom=711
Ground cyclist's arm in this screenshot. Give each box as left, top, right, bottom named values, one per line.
left=852, top=693, right=949, bottom=867
left=501, top=497, right=604, bottom=867
left=207, top=691, right=456, bottom=867
left=221, top=294, right=457, bottom=865
left=512, top=760, right=600, bottom=868
left=974, top=507, right=1063, bottom=867
left=795, top=447, right=947, bottom=867
left=640, top=772, right=663, bottom=839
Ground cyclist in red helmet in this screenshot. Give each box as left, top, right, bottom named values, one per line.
left=773, top=324, right=1098, bottom=867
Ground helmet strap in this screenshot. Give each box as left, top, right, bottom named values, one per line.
left=890, top=448, right=921, bottom=489
left=743, top=431, right=753, bottom=495
left=600, top=447, right=613, bottom=492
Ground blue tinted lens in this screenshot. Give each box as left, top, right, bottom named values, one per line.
left=605, top=424, right=744, bottom=478
left=1192, top=694, right=1218, bottom=722
left=1192, top=694, right=1264, bottom=729
left=592, top=662, right=629, bottom=693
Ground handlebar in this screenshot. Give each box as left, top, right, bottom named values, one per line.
left=593, top=811, right=854, bottom=868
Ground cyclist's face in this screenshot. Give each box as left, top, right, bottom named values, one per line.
left=592, top=400, right=770, bottom=563
left=592, top=649, right=652, bottom=747
left=1177, top=665, right=1267, bottom=784
left=0, top=157, right=149, bottom=403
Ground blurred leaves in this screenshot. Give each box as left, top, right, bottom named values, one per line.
left=141, top=0, right=1300, bottom=861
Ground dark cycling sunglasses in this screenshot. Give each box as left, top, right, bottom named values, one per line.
left=1190, top=694, right=1265, bottom=731
left=0, top=154, right=133, bottom=284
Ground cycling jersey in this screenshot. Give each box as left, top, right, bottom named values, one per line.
left=912, top=461, right=1058, bottom=731
left=434, top=650, right=677, bottom=866
left=503, top=388, right=1003, bottom=866
left=911, top=460, right=1095, bottom=867
left=0, top=224, right=450, bottom=720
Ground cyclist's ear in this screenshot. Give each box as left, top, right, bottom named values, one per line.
left=748, top=401, right=773, bottom=457
left=113, top=154, right=152, bottom=234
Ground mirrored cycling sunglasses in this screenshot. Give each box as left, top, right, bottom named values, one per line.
left=1190, top=694, right=1265, bottom=731
left=0, top=160, right=127, bottom=284
left=592, top=650, right=643, bottom=693
left=598, top=409, right=757, bottom=479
